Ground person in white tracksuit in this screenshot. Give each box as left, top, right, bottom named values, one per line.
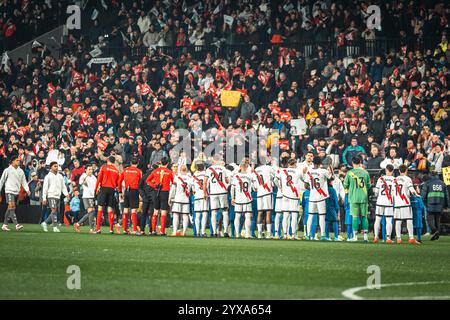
left=0, top=156, right=30, bottom=231
left=41, top=161, right=69, bottom=232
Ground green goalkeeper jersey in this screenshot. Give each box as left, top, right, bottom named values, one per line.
left=343, top=167, right=371, bottom=204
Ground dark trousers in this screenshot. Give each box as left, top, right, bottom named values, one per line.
left=140, top=200, right=154, bottom=233
left=427, top=212, right=441, bottom=234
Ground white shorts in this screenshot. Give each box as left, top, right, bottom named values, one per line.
left=282, top=197, right=300, bottom=212
left=309, top=200, right=327, bottom=215
left=257, top=194, right=273, bottom=211
left=394, top=207, right=412, bottom=220
left=376, top=206, right=394, bottom=217
left=194, top=199, right=209, bottom=212
left=275, top=196, right=283, bottom=213
left=234, top=202, right=253, bottom=213
left=172, top=202, right=190, bottom=214
left=210, top=194, right=228, bottom=210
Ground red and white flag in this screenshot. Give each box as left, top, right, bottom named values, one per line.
left=47, top=83, right=55, bottom=96
left=138, top=83, right=151, bottom=95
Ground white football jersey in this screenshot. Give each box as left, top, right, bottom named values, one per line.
left=79, top=173, right=97, bottom=199
left=231, top=172, right=257, bottom=204
left=253, top=165, right=275, bottom=197
left=374, top=175, right=395, bottom=206
left=297, top=161, right=313, bottom=193
left=303, top=168, right=332, bottom=202
left=206, top=165, right=230, bottom=195
left=192, top=170, right=207, bottom=200
left=393, top=175, right=415, bottom=208
left=278, top=167, right=302, bottom=200
left=170, top=174, right=192, bottom=204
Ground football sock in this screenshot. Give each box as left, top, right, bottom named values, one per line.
left=319, top=215, right=326, bottom=236
left=274, top=213, right=281, bottom=235
left=266, top=224, right=272, bottom=236
left=234, top=213, right=242, bottom=237
left=151, top=215, right=157, bottom=232
left=122, top=213, right=129, bottom=232
left=363, top=230, right=368, bottom=241
left=325, top=222, right=330, bottom=238
left=386, top=217, right=393, bottom=240
left=406, top=220, right=414, bottom=239
left=222, top=210, right=229, bottom=234
left=211, top=210, right=218, bottom=235
left=201, top=212, right=207, bottom=235
left=107, top=211, right=114, bottom=231
left=352, top=216, right=359, bottom=234
left=374, top=216, right=381, bottom=238
left=195, top=212, right=201, bottom=235
left=395, top=220, right=402, bottom=239
left=96, top=209, right=103, bottom=230
left=362, top=216, right=369, bottom=231
left=333, top=222, right=339, bottom=239
left=311, top=215, right=318, bottom=238
left=416, top=227, right=422, bottom=241
left=160, top=215, right=167, bottom=234
left=132, top=212, right=137, bottom=232
left=347, top=225, right=352, bottom=239
left=182, top=214, right=189, bottom=234
left=172, top=213, right=179, bottom=234
left=291, top=212, right=298, bottom=237
left=306, top=214, right=314, bottom=238
left=257, top=223, right=263, bottom=235
left=245, top=213, right=251, bottom=237
left=381, top=216, right=386, bottom=240
left=282, top=213, right=290, bottom=235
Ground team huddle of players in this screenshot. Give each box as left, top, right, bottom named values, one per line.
left=0, top=152, right=422, bottom=244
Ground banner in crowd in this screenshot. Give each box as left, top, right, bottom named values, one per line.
left=220, top=90, right=241, bottom=107
left=443, top=167, right=450, bottom=185
left=290, top=118, right=308, bottom=136
left=87, top=57, right=117, bottom=68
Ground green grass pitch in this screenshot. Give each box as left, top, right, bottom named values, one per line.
left=1, top=224, right=449, bottom=300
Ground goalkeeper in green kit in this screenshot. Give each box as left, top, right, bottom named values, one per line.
left=343, top=156, right=372, bottom=242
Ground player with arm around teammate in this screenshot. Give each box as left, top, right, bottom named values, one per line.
left=393, top=165, right=421, bottom=244
left=204, top=155, right=231, bottom=237
left=279, top=158, right=303, bottom=240
left=304, top=157, right=333, bottom=241
left=192, top=162, right=209, bottom=237
left=343, top=156, right=371, bottom=242
left=231, top=159, right=257, bottom=239
left=169, top=165, right=192, bottom=236
left=253, top=160, right=276, bottom=239
left=373, top=164, right=396, bottom=244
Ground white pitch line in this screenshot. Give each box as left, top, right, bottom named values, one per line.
left=342, top=281, right=450, bottom=300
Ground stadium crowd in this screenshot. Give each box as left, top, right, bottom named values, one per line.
left=0, top=0, right=449, bottom=233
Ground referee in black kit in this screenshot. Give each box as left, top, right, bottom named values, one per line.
left=137, top=163, right=158, bottom=235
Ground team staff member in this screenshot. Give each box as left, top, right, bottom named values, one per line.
left=0, top=156, right=30, bottom=232
left=95, top=156, right=120, bottom=234
left=119, top=158, right=142, bottom=234
left=138, top=164, right=158, bottom=235
left=421, top=169, right=449, bottom=241
left=146, top=157, right=174, bottom=236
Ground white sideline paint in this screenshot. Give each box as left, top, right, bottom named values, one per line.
left=342, top=281, right=450, bottom=300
